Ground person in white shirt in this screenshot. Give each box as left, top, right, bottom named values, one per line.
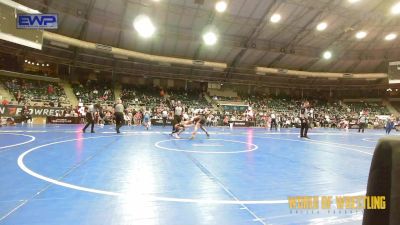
left=358, top=113, right=368, bottom=133
left=270, top=112, right=277, bottom=131
left=82, top=103, right=100, bottom=133
left=183, top=112, right=189, bottom=121
left=127, top=111, right=133, bottom=126
left=162, top=109, right=168, bottom=128
left=172, top=102, right=183, bottom=133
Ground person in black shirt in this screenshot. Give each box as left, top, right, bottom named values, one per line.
left=300, top=101, right=310, bottom=139
left=21, top=105, right=32, bottom=124
left=190, top=114, right=210, bottom=140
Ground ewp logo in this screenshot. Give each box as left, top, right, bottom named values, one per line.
left=17, top=14, right=58, bottom=29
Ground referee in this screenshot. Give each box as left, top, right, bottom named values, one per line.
left=172, top=102, right=183, bottom=133
left=114, top=99, right=124, bottom=134
left=270, top=111, right=277, bottom=131
left=82, top=103, right=100, bottom=133
left=300, top=101, right=310, bottom=139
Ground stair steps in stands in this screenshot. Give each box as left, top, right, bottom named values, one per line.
left=0, top=83, right=13, bottom=102
left=204, top=92, right=222, bottom=112
left=60, top=81, right=78, bottom=106
left=383, top=99, right=399, bottom=116
left=114, top=83, right=122, bottom=101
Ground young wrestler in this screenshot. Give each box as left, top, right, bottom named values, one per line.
left=189, top=114, right=210, bottom=139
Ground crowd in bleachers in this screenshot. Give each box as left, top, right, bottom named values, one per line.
left=1, top=77, right=69, bottom=106
left=121, top=85, right=162, bottom=107
left=119, top=85, right=214, bottom=122
left=347, top=102, right=390, bottom=116
left=0, top=75, right=397, bottom=130
left=72, top=80, right=114, bottom=105
left=217, top=94, right=393, bottom=129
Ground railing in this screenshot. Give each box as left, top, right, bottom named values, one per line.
left=0, top=70, right=61, bottom=83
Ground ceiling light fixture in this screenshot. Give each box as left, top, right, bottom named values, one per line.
left=316, top=22, right=328, bottom=31
left=215, top=1, right=228, bottom=13
left=355, top=31, right=367, bottom=39
left=270, top=13, right=281, bottom=23
left=323, top=51, right=332, bottom=60
left=391, top=2, right=400, bottom=15
left=133, top=15, right=156, bottom=38
left=385, top=33, right=397, bottom=41
left=202, top=31, right=218, bottom=46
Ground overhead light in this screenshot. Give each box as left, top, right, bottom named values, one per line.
left=202, top=31, right=218, bottom=46
left=42, top=64, right=45, bottom=66
left=348, top=0, right=361, bottom=3
left=316, top=22, right=328, bottom=31
left=46, top=64, right=50, bottom=66
left=355, top=31, right=367, bottom=39
left=215, top=1, right=228, bottom=13
left=323, top=51, right=332, bottom=60
left=270, top=13, right=281, bottom=23
left=24, top=59, right=28, bottom=62
left=391, top=2, right=400, bottom=15
left=36, top=63, right=39, bottom=65
left=133, top=15, right=156, bottom=38
left=385, top=33, right=397, bottom=41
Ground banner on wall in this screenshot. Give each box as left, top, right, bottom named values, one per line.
left=47, top=116, right=81, bottom=124
left=0, top=105, right=65, bottom=117
left=229, top=121, right=255, bottom=127
left=151, top=118, right=172, bottom=126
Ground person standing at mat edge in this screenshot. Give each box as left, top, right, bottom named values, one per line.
left=270, top=111, right=277, bottom=131
left=385, top=117, right=395, bottom=134
left=172, top=101, right=183, bottom=133
left=162, top=108, right=168, bottom=128
left=114, top=99, right=124, bottom=134
left=82, top=103, right=100, bottom=133
left=358, top=112, right=368, bottom=133
left=300, top=101, right=310, bottom=139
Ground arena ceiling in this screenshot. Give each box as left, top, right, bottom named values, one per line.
left=7, top=0, right=400, bottom=76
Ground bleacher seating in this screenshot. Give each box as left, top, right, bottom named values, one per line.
left=72, top=80, right=114, bottom=105
left=347, top=102, right=390, bottom=116
left=221, top=94, right=393, bottom=128
left=0, top=77, right=69, bottom=106
left=121, top=86, right=211, bottom=109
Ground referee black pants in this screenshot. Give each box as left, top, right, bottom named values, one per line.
left=358, top=122, right=365, bottom=133
left=300, top=119, right=309, bottom=137
left=83, top=114, right=94, bottom=132
left=172, top=115, right=182, bottom=132
left=115, top=112, right=124, bottom=133
left=162, top=117, right=167, bottom=127
left=270, top=119, right=277, bottom=130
